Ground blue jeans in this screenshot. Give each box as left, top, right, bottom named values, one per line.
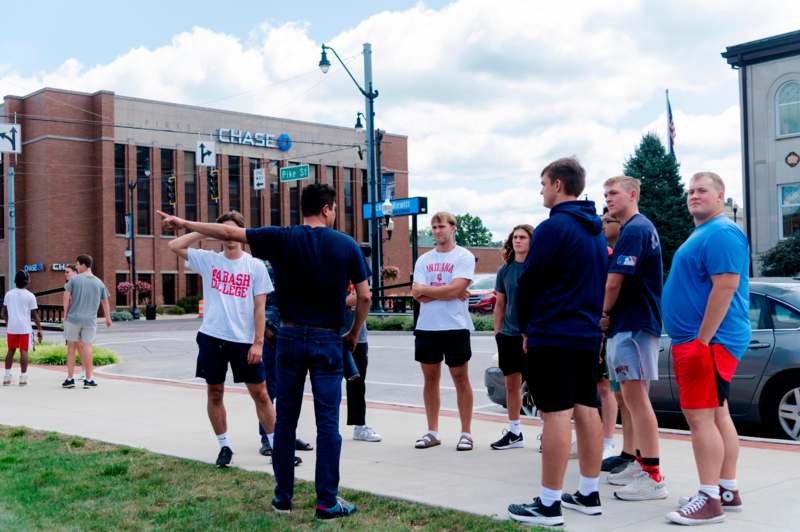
left=258, top=340, right=278, bottom=443
left=272, top=327, right=343, bottom=507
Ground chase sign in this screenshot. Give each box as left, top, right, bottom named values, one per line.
left=217, top=128, right=292, bottom=152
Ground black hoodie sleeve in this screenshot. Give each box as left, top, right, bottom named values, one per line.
left=515, top=220, right=561, bottom=332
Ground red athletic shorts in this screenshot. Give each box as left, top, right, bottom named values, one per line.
left=7, top=333, right=30, bottom=351
left=672, top=339, right=738, bottom=409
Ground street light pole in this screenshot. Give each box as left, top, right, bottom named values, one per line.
left=128, top=171, right=144, bottom=320
left=320, top=42, right=381, bottom=311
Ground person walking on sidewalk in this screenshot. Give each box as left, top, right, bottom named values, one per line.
left=601, top=176, right=667, bottom=502
left=62, top=255, right=111, bottom=389
left=490, top=224, right=533, bottom=450
left=3, top=270, right=43, bottom=386
left=508, top=157, right=606, bottom=527
left=167, top=211, right=276, bottom=470
left=159, top=183, right=370, bottom=520
left=411, top=211, right=476, bottom=452
left=663, top=172, right=749, bottom=526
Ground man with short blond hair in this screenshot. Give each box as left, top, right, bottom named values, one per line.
left=664, top=172, right=749, bottom=526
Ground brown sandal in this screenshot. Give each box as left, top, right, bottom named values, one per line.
left=457, top=434, right=473, bottom=451
left=415, top=432, right=441, bottom=449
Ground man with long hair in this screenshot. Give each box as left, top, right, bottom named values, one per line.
left=490, top=224, right=534, bottom=450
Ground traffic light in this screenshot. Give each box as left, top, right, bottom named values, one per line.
left=166, top=175, right=176, bottom=207
left=209, top=169, right=219, bottom=202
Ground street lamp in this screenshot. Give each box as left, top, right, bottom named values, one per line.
left=354, top=112, right=365, bottom=130
left=319, top=42, right=381, bottom=310
left=382, top=196, right=393, bottom=241
left=127, top=169, right=148, bottom=320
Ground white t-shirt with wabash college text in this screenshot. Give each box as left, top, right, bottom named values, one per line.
left=186, top=249, right=273, bottom=344
left=414, top=246, right=476, bottom=331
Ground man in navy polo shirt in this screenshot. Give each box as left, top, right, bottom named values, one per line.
left=158, top=184, right=370, bottom=520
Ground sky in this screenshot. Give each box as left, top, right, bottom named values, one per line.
left=2, top=0, right=798, bottom=238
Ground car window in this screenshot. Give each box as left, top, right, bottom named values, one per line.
left=771, top=301, right=800, bottom=330
left=470, top=277, right=495, bottom=290
left=750, top=293, right=771, bottom=330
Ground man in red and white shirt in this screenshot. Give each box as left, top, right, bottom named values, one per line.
left=168, top=211, right=275, bottom=469
left=412, top=211, right=476, bottom=451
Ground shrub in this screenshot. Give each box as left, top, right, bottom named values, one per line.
left=177, top=295, right=201, bottom=313
left=1, top=340, right=120, bottom=366
left=111, top=311, right=133, bottom=322
left=471, top=313, right=494, bottom=331
left=165, top=306, right=186, bottom=315
left=760, top=234, right=800, bottom=276
left=366, top=316, right=413, bottom=331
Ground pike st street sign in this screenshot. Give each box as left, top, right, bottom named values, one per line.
left=279, top=164, right=310, bottom=182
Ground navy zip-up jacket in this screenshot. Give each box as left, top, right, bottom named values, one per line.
left=516, top=200, right=607, bottom=351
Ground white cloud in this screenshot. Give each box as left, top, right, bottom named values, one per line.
left=1, top=0, right=795, bottom=238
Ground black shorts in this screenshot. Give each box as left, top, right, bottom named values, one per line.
left=598, top=338, right=609, bottom=382
left=196, top=331, right=266, bottom=385
left=414, top=330, right=471, bottom=367
left=525, top=344, right=600, bottom=413
left=495, top=333, right=525, bottom=376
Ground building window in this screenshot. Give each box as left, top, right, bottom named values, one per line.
left=0, top=157, right=4, bottom=239
left=344, top=168, right=354, bottom=236
left=229, top=155, right=241, bottom=212
left=777, top=81, right=800, bottom=136
left=115, top=273, right=128, bottom=307
left=308, top=164, right=317, bottom=184
left=250, top=158, right=262, bottom=227
left=382, top=172, right=395, bottom=201
left=136, top=146, right=151, bottom=235
left=162, top=273, right=176, bottom=305
left=160, top=149, right=175, bottom=235
left=138, top=273, right=153, bottom=306
left=270, top=161, right=281, bottom=226
left=114, top=144, right=126, bottom=234
left=207, top=167, right=219, bottom=222
left=185, top=273, right=200, bottom=298
left=183, top=151, right=197, bottom=221
left=289, top=180, right=300, bottom=225
left=780, top=183, right=800, bottom=239
left=325, top=165, right=336, bottom=190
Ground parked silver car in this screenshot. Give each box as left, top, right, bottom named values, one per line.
left=484, top=279, right=800, bottom=440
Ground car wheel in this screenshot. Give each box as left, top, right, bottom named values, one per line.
left=520, top=381, right=539, bottom=418
left=763, top=376, right=800, bottom=441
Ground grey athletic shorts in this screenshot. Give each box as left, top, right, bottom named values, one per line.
left=64, top=321, right=97, bottom=343
left=606, top=330, right=659, bottom=382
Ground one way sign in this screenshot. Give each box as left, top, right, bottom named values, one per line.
left=0, top=123, right=22, bottom=154
left=196, top=140, right=216, bottom=167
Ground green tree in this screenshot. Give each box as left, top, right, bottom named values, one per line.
left=760, top=235, right=800, bottom=276
left=623, top=133, right=694, bottom=273
left=455, top=213, right=493, bottom=247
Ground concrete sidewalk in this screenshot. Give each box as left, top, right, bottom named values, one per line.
left=1, top=366, right=798, bottom=531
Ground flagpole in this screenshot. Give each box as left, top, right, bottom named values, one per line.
left=666, top=89, right=675, bottom=158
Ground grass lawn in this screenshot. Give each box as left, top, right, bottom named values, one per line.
left=0, top=426, right=538, bottom=531
left=0, top=340, right=119, bottom=366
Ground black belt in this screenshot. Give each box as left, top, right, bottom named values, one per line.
left=281, top=321, right=337, bottom=332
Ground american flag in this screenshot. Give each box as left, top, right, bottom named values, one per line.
left=666, top=89, right=676, bottom=158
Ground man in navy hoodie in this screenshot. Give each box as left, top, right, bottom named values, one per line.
left=508, top=157, right=607, bottom=527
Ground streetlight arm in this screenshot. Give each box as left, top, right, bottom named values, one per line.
left=322, top=44, right=378, bottom=99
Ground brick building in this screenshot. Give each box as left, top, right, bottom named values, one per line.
left=0, top=87, right=411, bottom=308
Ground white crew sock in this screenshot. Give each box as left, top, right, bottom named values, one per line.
left=216, top=432, right=231, bottom=449
left=578, top=475, right=600, bottom=496
left=19, top=372, right=27, bottom=377
left=699, top=484, right=720, bottom=499
left=603, top=437, right=614, bottom=448
left=460, top=432, right=472, bottom=440
left=4, top=369, right=11, bottom=377
left=508, top=420, right=521, bottom=435
left=428, top=431, right=440, bottom=439
left=267, top=433, right=274, bottom=447
left=539, top=486, right=562, bottom=507
left=719, top=478, right=737, bottom=490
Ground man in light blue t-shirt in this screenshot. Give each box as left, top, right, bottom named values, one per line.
left=663, top=172, right=750, bottom=526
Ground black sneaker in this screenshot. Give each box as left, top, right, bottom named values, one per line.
left=62, top=378, right=75, bottom=389
left=602, top=454, right=633, bottom=472
left=259, top=440, right=272, bottom=456
left=561, top=491, right=602, bottom=515
left=294, top=456, right=302, bottom=467
left=490, top=430, right=524, bottom=450
left=216, top=446, right=233, bottom=468
left=508, top=497, right=563, bottom=526
left=83, top=379, right=98, bottom=389
left=271, top=496, right=292, bottom=514
left=315, top=497, right=357, bottom=520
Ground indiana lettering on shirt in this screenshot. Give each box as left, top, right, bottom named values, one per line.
left=426, top=262, right=454, bottom=287
left=210, top=267, right=251, bottom=298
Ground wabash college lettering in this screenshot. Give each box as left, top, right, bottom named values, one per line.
left=210, top=268, right=251, bottom=298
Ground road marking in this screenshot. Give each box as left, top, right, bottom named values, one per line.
left=365, top=380, right=487, bottom=393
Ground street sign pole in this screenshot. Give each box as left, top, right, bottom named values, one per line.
left=7, top=164, right=15, bottom=282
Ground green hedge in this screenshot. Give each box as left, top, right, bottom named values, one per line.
left=366, top=314, right=494, bottom=332
left=110, top=311, right=133, bottom=322
left=177, top=296, right=201, bottom=313
left=1, top=340, right=120, bottom=366
left=165, top=306, right=186, bottom=315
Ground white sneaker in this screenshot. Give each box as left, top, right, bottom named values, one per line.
left=602, top=442, right=616, bottom=460
left=18, top=374, right=28, bottom=386
left=353, top=426, right=382, bottom=442
left=607, top=460, right=642, bottom=486
left=613, top=471, right=668, bottom=501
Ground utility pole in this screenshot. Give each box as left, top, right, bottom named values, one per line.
left=7, top=162, right=15, bottom=282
